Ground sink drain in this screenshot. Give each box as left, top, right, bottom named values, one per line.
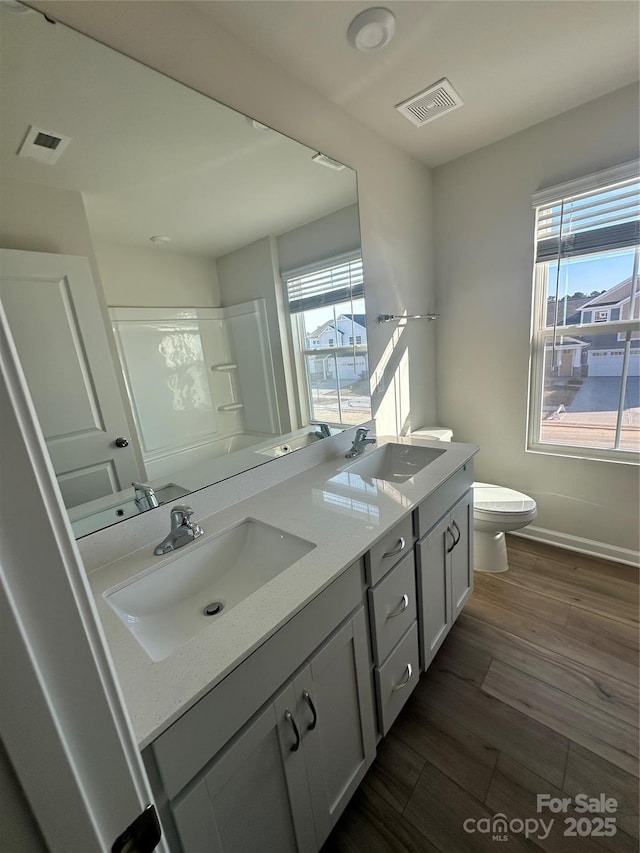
left=203, top=601, right=224, bottom=616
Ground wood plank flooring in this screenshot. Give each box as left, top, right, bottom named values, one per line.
left=322, top=536, right=639, bottom=853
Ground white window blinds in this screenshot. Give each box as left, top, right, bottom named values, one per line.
left=283, top=251, right=364, bottom=314
left=534, top=172, right=640, bottom=263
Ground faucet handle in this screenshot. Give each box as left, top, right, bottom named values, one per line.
left=170, top=505, right=194, bottom=527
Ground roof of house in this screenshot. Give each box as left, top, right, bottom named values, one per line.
left=307, top=314, right=367, bottom=338
left=341, top=314, right=367, bottom=328
left=580, top=277, right=634, bottom=309
left=546, top=296, right=590, bottom=326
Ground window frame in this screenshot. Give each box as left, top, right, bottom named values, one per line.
left=527, top=162, right=640, bottom=465
left=281, top=251, right=371, bottom=429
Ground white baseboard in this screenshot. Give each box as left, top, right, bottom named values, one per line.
left=510, top=525, right=640, bottom=569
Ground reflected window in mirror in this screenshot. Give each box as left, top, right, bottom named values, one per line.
left=284, top=252, right=372, bottom=427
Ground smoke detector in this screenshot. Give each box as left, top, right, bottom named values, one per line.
left=17, top=125, right=71, bottom=164
left=347, top=7, right=396, bottom=52
left=396, top=78, right=463, bottom=127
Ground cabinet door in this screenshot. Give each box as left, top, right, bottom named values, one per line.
left=293, top=608, right=376, bottom=847
left=173, top=682, right=316, bottom=853
left=450, top=490, right=473, bottom=619
left=416, top=513, right=451, bottom=670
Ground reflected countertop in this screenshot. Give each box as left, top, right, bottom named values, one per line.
left=86, top=434, right=478, bottom=748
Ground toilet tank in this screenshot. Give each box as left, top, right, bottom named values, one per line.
left=411, top=427, right=453, bottom=442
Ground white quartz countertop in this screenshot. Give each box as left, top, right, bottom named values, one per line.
left=87, top=435, right=478, bottom=749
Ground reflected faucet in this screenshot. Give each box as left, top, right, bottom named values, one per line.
left=345, top=427, right=377, bottom=458
left=133, top=481, right=159, bottom=511
left=154, top=505, right=204, bottom=555
left=312, top=423, right=331, bottom=439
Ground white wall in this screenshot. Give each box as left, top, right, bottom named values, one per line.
left=30, top=0, right=438, bottom=438
left=217, top=237, right=294, bottom=431
left=0, top=177, right=101, bottom=280
left=94, top=241, right=221, bottom=307
left=433, top=84, right=640, bottom=556
left=276, top=204, right=361, bottom=272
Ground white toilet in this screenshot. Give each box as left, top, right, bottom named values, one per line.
left=411, top=428, right=537, bottom=573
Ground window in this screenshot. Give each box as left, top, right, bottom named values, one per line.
left=282, top=251, right=371, bottom=426
left=528, top=162, right=640, bottom=461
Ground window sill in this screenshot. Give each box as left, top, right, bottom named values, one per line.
left=526, top=442, right=640, bottom=465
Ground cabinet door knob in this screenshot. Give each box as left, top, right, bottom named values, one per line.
left=451, top=520, right=461, bottom=547
left=284, top=710, right=301, bottom=751
left=383, top=537, right=406, bottom=559
left=302, top=690, right=317, bottom=731
left=114, top=437, right=129, bottom=448
left=392, top=663, right=413, bottom=692
left=386, top=594, right=409, bottom=620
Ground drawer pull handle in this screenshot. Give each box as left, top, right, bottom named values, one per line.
left=392, top=663, right=413, bottom=692
left=383, top=537, right=406, bottom=559
left=284, top=710, right=301, bottom=751
left=302, top=690, right=317, bottom=731
left=446, top=526, right=456, bottom=553
left=447, top=521, right=462, bottom=553
left=387, top=594, right=409, bottom=620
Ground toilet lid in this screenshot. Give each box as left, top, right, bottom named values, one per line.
left=473, top=482, right=536, bottom=515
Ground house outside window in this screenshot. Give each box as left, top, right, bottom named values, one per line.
left=282, top=251, right=371, bottom=426
left=528, top=162, right=640, bottom=461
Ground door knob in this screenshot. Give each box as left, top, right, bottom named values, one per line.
left=115, top=437, right=129, bottom=448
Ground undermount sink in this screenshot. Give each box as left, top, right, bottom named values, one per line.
left=344, top=443, right=445, bottom=484
left=104, top=519, right=315, bottom=661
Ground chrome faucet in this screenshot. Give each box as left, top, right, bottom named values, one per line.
left=312, top=423, right=331, bottom=439
left=154, top=505, right=204, bottom=555
left=133, top=481, right=159, bottom=511
left=345, top=427, right=377, bottom=458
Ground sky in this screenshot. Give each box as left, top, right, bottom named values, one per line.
left=548, top=248, right=635, bottom=299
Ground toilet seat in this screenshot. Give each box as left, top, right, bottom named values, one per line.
left=473, top=482, right=537, bottom=524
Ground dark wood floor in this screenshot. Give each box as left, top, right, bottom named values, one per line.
left=322, top=536, right=639, bottom=853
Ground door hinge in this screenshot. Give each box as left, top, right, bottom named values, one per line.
left=112, top=804, right=161, bottom=853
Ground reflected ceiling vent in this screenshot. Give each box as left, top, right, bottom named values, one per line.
left=395, top=78, right=463, bottom=127
left=311, top=152, right=346, bottom=171
left=17, top=125, right=71, bottom=164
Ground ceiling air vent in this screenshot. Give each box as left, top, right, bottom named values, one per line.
left=17, top=125, right=71, bottom=164
left=396, top=78, right=463, bottom=127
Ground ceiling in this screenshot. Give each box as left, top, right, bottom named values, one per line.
left=0, top=4, right=357, bottom=258
left=195, top=0, right=640, bottom=168
left=2, top=1, right=637, bottom=256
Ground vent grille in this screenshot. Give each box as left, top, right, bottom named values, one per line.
left=18, top=125, right=71, bottom=164
left=396, top=78, right=463, bottom=127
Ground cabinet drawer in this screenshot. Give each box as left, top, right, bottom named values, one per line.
left=365, top=514, right=414, bottom=586
left=367, top=551, right=417, bottom=666
left=374, top=622, right=420, bottom=736
left=414, top=462, right=473, bottom=539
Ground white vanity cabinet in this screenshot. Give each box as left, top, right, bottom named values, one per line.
left=144, top=561, right=376, bottom=853
left=414, top=464, right=474, bottom=670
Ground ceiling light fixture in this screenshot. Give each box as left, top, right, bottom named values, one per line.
left=245, top=116, right=271, bottom=132
left=347, top=7, right=396, bottom=52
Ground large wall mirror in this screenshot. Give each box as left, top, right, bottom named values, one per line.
left=0, top=6, right=371, bottom=538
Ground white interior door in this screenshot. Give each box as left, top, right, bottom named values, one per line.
left=0, top=249, right=141, bottom=507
